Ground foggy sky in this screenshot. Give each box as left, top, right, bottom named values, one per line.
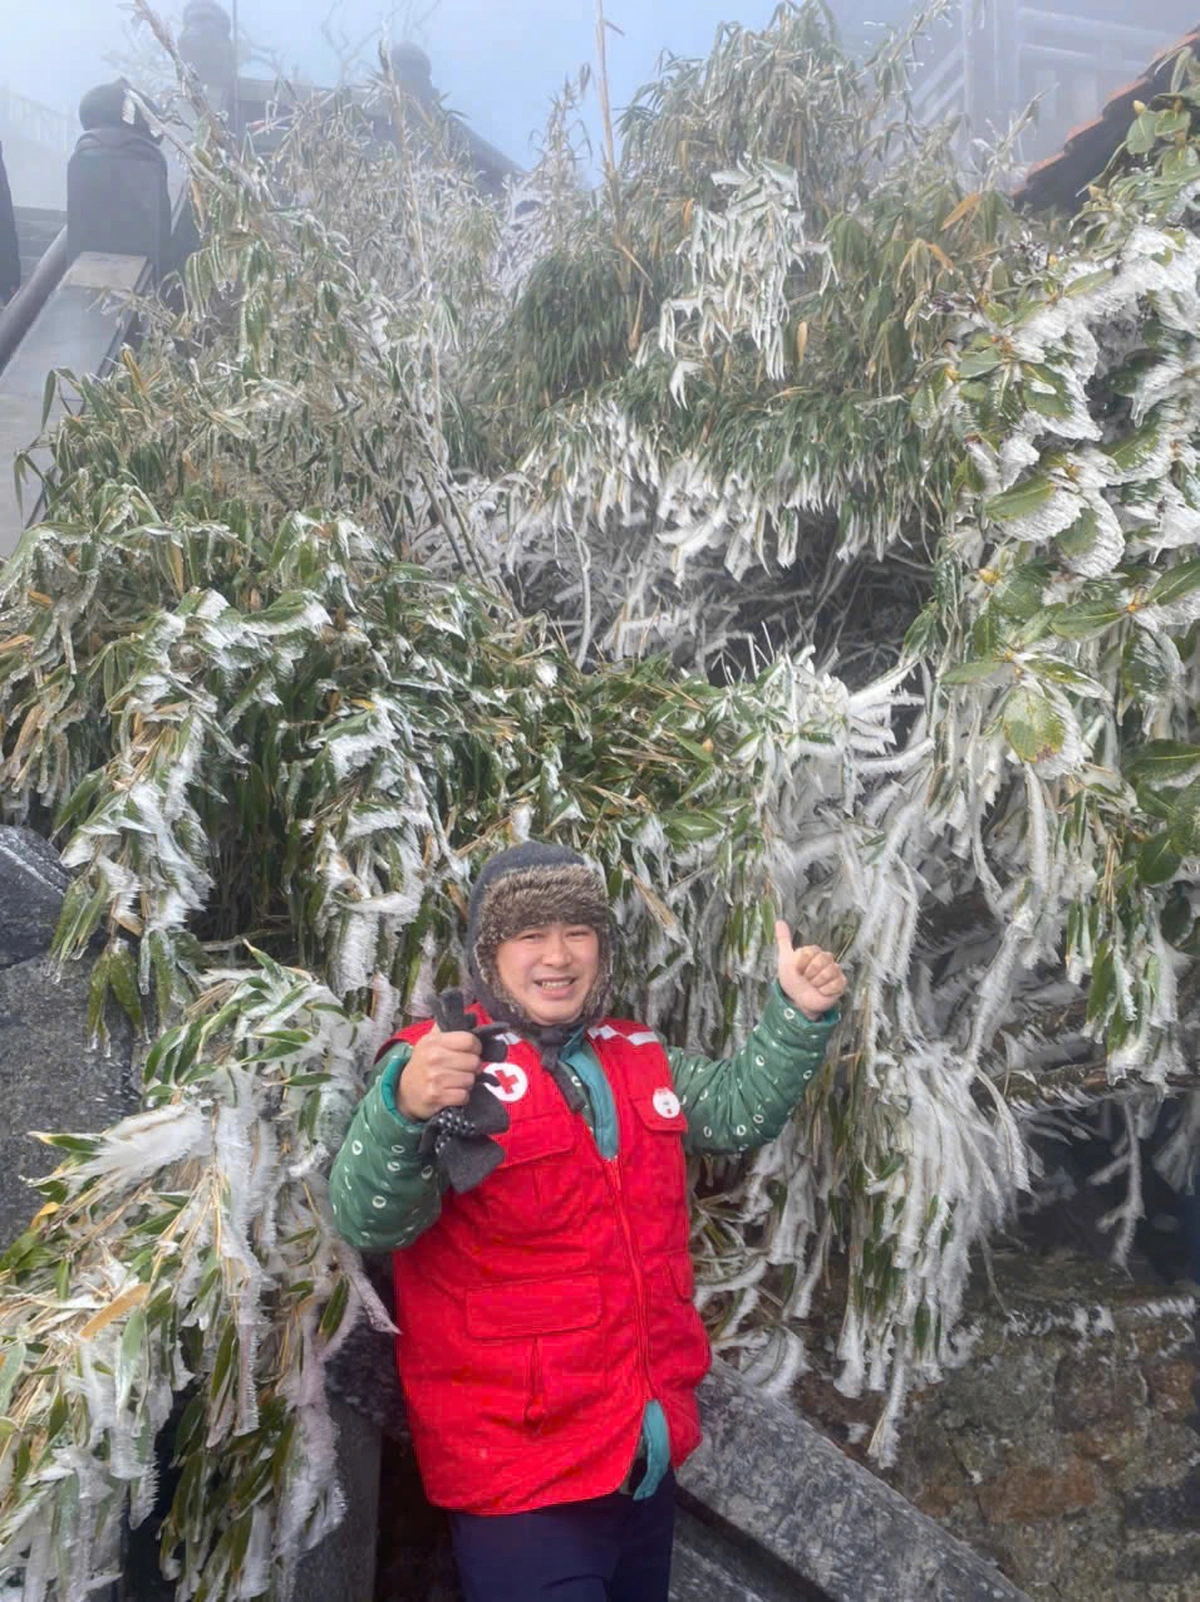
left=1, top=0, right=897, bottom=169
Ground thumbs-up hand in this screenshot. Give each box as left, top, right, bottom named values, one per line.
left=774, top=921, right=846, bottom=1021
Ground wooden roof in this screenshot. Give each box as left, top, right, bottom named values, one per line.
left=1016, top=25, right=1200, bottom=212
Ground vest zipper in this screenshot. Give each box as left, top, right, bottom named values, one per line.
left=603, top=1156, right=653, bottom=1404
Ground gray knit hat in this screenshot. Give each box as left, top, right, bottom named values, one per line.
left=465, top=842, right=614, bottom=1031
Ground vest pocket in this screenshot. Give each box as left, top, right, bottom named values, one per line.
left=486, top=1111, right=580, bottom=1226
left=464, top=1273, right=602, bottom=1340
left=668, top=1249, right=694, bottom=1300
left=628, top=1095, right=689, bottom=1206
left=630, top=1095, right=688, bottom=1135
left=646, top=1250, right=711, bottom=1391
left=464, top=1273, right=608, bottom=1432
left=496, top=1112, right=576, bottom=1167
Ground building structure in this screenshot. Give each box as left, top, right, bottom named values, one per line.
left=1017, top=23, right=1200, bottom=210
left=909, top=0, right=1197, bottom=170
left=174, top=1, right=519, bottom=195
left=222, top=44, right=519, bottom=195
left=0, top=87, right=74, bottom=210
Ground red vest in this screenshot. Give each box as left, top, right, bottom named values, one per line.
left=389, top=1014, right=711, bottom=1515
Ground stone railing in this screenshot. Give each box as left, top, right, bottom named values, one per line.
left=0, top=87, right=75, bottom=157
left=0, top=82, right=193, bottom=558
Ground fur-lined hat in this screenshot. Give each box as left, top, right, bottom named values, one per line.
left=465, top=842, right=614, bottom=1030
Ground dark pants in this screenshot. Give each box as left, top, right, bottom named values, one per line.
left=449, top=1472, right=676, bottom=1602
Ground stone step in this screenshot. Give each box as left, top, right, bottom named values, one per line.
left=671, top=1502, right=831, bottom=1601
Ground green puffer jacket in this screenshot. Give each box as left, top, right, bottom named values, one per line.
left=331, top=984, right=837, bottom=1253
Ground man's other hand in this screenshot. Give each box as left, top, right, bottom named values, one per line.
left=774, top=921, right=846, bottom=1021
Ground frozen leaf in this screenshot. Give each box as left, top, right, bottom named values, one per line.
left=1002, top=684, right=1066, bottom=763
left=982, top=476, right=1054, bottom=523
left=1167, top=776, right=1200, bottom=857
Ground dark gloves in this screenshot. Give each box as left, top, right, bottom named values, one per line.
left=416, top=990, right=511, bottom=1194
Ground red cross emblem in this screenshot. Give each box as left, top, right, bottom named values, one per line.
left=486, top=1063, right=529, bottom=1103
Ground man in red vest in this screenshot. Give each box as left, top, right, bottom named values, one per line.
left=331, top=842, right=845, bottom=1601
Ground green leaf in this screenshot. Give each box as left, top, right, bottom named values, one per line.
left=46, top=1391, right=69, bottom=1441
left=1050, top=593, right=1128, bottom=640
left=1125, top=110, right=1158, bottom=156
left=903, top=601, right=942, bottom=658
left=106, top=943, right=145, bottom=1032
left=1122, top=629, right=1176, bottom=699
left=0, top=1227, right=59, bottom=1275
left=1148, top=560, right=1200, bottom=610
left=1064, top=267, right=1117, bottom=298
left=33, top=1132, right=100, bottom=1155
left=1166, top=775, right=1200, bottom=857
left=1056, top=506, right=1101, bottom=560
left=40, top=367, right=58, bottom=431
left=1126, top=741, right=1200, bottom=784
left=982, top=476, right=1054, bottom=523
left=1024, top=362, right=1071, bottom=418
left=1024, top=658, right=1105, bottom=697
left=87, top=950, right=113, bottom=1044
left=1002, top=685, right=1066, bottom=763
left=991, top=561, right=1051, bottom=622
left=971, top=607, right=1005, bottom=660
left=116, top=1307, right=147, bottom=1412
left=1088, top=941, right=1115, bottom=1022
left=1136, top=782, right=1175, bottom=822
left=1154, top=107, right=1190, bottom=139
left=942, top=659, right=1006, bottom=686
left=1139, top=832, right=1182, bottom=886
left=665, top=811, right=724, bottom=843
left=210, top=1322, right=237, bottom=1407
left=957, top=345, right=1003, bottom=378
left=909, top=380, right=941, bottom=429
left=1107, top=419, right=1162, bottom=475
left=319, top=1276, right=350, bottom=1341
left=0, top=1339, right=25, bottom=1414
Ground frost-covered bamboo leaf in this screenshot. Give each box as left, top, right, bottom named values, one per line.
left=4, top=3, right=1200, bottom=1587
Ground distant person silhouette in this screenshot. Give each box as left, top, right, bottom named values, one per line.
left=0, top=141, right=19, bottom=307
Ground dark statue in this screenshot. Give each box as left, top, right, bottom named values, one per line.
left=390, top=43, right=437, bottom=107
left=68, top=81, right=172, bottom=278
left=179, top=1, right=236, bottom=92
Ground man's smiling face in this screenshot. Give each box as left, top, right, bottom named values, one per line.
left=493, top=922, right=600, bottom=1027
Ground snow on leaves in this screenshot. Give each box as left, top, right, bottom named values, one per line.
left=5, top=8, right=1200, bottom=1590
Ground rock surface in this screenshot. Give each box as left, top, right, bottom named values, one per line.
left=884, top=1252, right=1200, bottom=1602
left=0, top=824, right=71, bottom=969
left=0, top=953, right=139, bottom=1248
left=0, top=825, right=140, bottom=1249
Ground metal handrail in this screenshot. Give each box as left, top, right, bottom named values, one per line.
left=0, top=87, right=75, bottom=155
left=0, top=224, right=70, bottom=376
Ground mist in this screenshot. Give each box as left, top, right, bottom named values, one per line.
left=1, top=1, right=1194, bottom=211
left=0, top=0, right=839, bottom=171
left=0, top=0, right=890, bottom=182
